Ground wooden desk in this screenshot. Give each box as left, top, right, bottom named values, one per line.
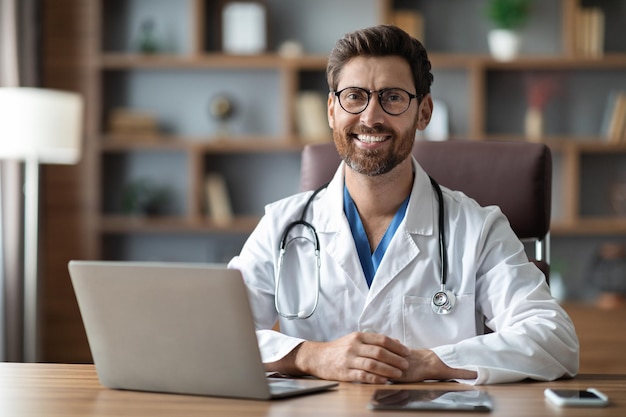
left=1, top=363, right=625, bottom=416
left=563, top=303, right=626, bottom=374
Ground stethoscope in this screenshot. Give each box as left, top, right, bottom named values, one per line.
left=275, top=176, right=456, bottom=320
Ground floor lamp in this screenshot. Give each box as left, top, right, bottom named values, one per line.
left=0, top=87, right=83, bottom=362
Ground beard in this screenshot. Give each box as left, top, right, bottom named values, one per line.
left=333, top=125, right=415, bottom=176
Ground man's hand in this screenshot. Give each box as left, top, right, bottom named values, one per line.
left=266, top=333, right=478, bottom=384
left=268, top=332, right=410, bottom=384
left=395, top=349, right=478, bottom=382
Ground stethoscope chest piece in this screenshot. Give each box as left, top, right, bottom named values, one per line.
left=431, top=288, right=456, bottom=315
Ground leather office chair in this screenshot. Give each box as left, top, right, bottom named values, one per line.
left=300, top=140, right=552, bottom=281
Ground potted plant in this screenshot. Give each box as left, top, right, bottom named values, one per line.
left=485, top=0, right=531, bottom=60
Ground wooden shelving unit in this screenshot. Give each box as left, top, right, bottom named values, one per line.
left=92, top=0, right=626, bottom=257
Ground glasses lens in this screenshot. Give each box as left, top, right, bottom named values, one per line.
left=380, top=89, right=411, bottom=115
left=337, top=88, right=414, bottom=115
left=338, top=88, right=369, bottom=114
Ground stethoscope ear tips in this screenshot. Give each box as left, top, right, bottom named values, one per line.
left=431, top=289, right=456, bottom=315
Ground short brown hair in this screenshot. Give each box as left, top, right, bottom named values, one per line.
left=326, top=25, right=433, bottom=95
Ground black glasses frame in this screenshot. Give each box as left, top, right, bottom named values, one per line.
left=332, top=87, right=423, bottom=116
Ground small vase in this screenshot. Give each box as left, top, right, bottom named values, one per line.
left=524, top=107, right=543, bottom=142
left=488, top=29, right=521, bottom=61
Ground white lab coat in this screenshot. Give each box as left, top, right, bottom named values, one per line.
left=228, top=158, right=579, bottom=385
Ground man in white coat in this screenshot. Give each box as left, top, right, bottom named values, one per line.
left=228, top=25, right=579, bottom=385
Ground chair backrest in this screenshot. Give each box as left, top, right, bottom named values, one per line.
left=300, top=140, right=552, bottom=279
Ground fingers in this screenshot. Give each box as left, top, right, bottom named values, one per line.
left=360, top=332, right=410, bottom=357
left=345, top=332, right=410, bottom=382
left=294, top=332, right=412, bottom=384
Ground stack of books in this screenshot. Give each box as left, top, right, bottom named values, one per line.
left=573, top=6, right=605, bottom=58
left=108, top=108, right=160, bottom=141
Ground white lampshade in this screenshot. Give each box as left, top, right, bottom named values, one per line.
left=0, top=87, right=83, bottom=164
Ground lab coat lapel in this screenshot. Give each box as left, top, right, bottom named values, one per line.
left=313, top=163, right=370, bottom=297
left=366, top=160, right=437, bottom=302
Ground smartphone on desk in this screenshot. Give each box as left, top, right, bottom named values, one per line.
left=369, top=389, right=493, bottom=412
left=544, top=388, right=609, bottom=407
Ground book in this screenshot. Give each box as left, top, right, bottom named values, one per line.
left=588, top=7, right=605, bottom=58
left=603, top=92, right=626, bottom=144
left=600, top=91, right=620, bottom=140
left=574, top=7, right=605, bottom=57
left=205, top=173, right=234, bottom=226
left=574, top=7, right=585, bottom=56
left=615, top=94, right=626, bottom=144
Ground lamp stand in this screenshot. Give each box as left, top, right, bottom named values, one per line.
left=23, top=156, right=40, bottom=362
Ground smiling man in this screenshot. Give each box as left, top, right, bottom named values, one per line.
left=228, top=25, right=579, bottom=385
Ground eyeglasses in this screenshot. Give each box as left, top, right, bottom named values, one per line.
left=333, top=87, right=422, bottom=116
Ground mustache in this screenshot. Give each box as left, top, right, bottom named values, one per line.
left=350, top=125, right=394, bottom=135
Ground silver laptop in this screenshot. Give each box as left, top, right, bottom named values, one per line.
left=68, top=260, right=338, bottom=400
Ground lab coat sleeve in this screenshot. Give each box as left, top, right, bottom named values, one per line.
left=430, top=208, right=579, bottom=385
left=227, top=199, right=308, bottom=364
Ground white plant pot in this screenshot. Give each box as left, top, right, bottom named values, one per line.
left=488, top=29, right=521, bottom=61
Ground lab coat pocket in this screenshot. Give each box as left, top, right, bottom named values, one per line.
left=402, top=294, right=476, bottom=349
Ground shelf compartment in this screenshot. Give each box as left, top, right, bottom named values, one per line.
left=485, top=68, right=626, bottom=138
left=202, top=152, right=302, bottom=217
left=579, top=153, right=626, bottom=218
left=101, top=150, right=190, bottom=217
left=393, top=0, right=562, bottom=56
left=101, top=69, right=283, bottom=138
left=101, top=0, right=196, bottom=55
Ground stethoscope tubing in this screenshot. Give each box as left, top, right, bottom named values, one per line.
left=275, top=176, right=456, bottom=319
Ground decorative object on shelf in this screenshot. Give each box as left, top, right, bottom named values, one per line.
left=121, top=178, right=172, bottom=216
left=108, top=108, right=160, bottom=140
left=589, top=242, right=626, bottom=310
left=600, top=91, right=626, bottom=143
left=485, top=0, right=531, bottom=61
left=295, top=91, right=331, bottom=143
left=137, top=18, right=159, bottom=54
left=205, top=173, right=234, bottom=226
left=416, top=100, right=449, bottom=142
left=222, top=1, right=267, bottom=54
left=573, top=6, right=604, bottom=58
left=523, top=73, right=562, bottom=141
left=209, top=94, right=236, bottom=136
left=524, top=107, right=543, bottom=141
left=278, top=40, right=304, bottom=58
left=392, top=9, right=424, bottom=43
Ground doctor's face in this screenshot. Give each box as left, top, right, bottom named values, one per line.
left=328, top=55, right=432, bottom=176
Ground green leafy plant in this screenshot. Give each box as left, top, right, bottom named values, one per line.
left=486, top=0, right=532, bottom=30
left=121, top=178, right=171, bottom=216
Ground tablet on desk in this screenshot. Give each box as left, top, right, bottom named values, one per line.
left=369, top=389, right=494, bottom=412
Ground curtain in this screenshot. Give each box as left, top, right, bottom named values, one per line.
left=0, top=0, right=38, bottom=362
